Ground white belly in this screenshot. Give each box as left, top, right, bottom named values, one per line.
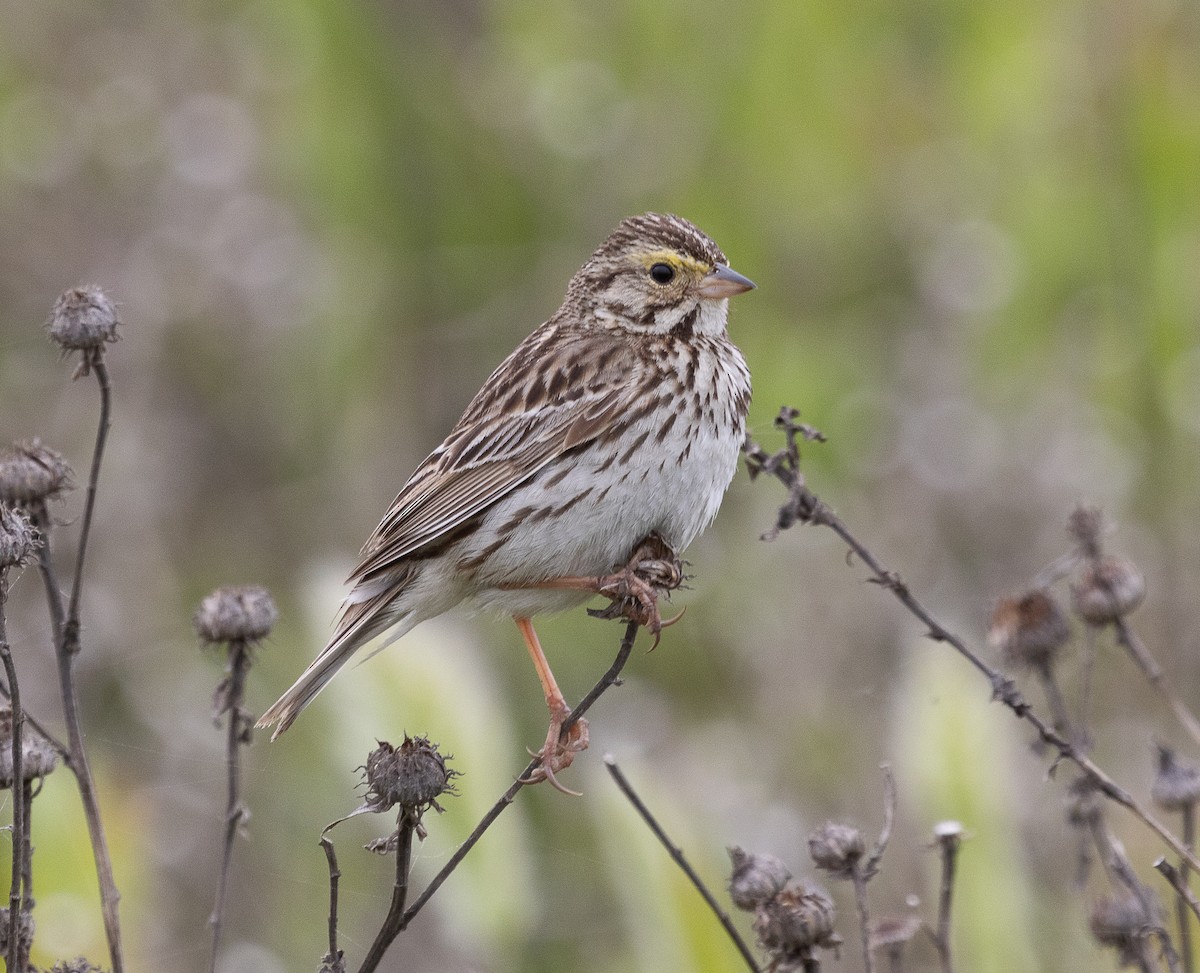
left=462, top=345, right=749, bottom=617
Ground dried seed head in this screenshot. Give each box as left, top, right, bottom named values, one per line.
left=0, top=907, right=34, bottom=966
left=317, top=951, right=347, bottom=973
left=362, top=735, right=458, bottom=814
left=1152, top=745, right=1200, bottom=811
left=1067, top=503, right=1106, bottom=561
left=728, top=846, right=792, bottom=910
left=0, top=711, right=60, bottom=787
left=752, top=879, right=840, bottom=959
left=807, top=822, right=866, bottom=877
left=1071, top=556, right=1145, bottom=625
left=44, top=959, right=105, bottom=973
left=47, top=285, right=120, bottom=352
left=1089, top=894, right=1150, bottom=967
left=0, top=440, right=73, bottom=506
left=194, top=585, right=277, bottom=645
left=0, top=505, right=37, bottom=570
left=988, top=590, right=1070, bottom=670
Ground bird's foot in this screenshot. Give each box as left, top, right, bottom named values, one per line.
left=520, top=705, right=590, bottom=796
left=586, top=533, right=686, bottom=646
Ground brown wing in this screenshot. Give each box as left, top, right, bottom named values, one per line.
left=351, top=323, right=639, bottom=583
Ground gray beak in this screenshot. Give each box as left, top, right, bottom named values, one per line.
left=697, top=263, right=756, bottom=299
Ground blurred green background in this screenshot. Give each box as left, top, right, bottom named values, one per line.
left=1, top=0, right=1199, bottom=970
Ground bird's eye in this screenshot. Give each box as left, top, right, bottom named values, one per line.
left=649, top=263, right=675, bottom=285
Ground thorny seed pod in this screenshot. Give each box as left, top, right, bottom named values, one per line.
left=0, top=440, right=73, bottom=507
left=807, top=822, right=866, bottom=878
left=1071, top=556, right=1146, bottom=625
left=1152, top=745, right=1200, bottom=812
left=363, top=735, right=458, bottom=815
left=317, top=952, right=347, bottom=973
left=194, top=585, right=278, bottom=646
left=0, top=907, right=34, bottom=967
left=0, top=505, right=37, bottom=570
left=45, top=959, right=105, bottom=973
left=987, top=590, right=1070, bottom=670
left=0, top=710, right=59, bottom=787
left=47, top=285, right=120, bottom=352
left=752, top=879, right=841, bottom=959
left=727, top=846, right=792, bottom=911
left=1089, top=894, right=1152, bottom=968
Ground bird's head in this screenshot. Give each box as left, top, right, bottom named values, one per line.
left=568, top=213, right=755, bottom=336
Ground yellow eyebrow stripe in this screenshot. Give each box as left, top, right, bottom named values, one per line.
left=636, top=249, right=712, bottom=275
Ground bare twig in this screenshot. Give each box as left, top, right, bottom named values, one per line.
left=744, top=412, right=1200, bottom=876
left=1114, top=618, right=1200, bottom=750
left=1157, top=859, right=1200, bottom=928
left=357, top=809, right=417, bottom=973
left=209, top=639, right=252, bottom=973
left=862, top=765, right=897, bottom=881
left=604, top=755, right=761, bottom=973
left=0, top=578, right=25, bottom=973
left=849, top=766, right=898, bottom=973
left=389, top=620, right=640, bottom=938
left=49, top=353, right=123, bottom=972
left=320, top=837, right=343, bottom=970
left=1094, top=819, right=1180, bottom=973
left=927, top=823, right=962, bottom=973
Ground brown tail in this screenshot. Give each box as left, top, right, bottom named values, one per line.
left=256, top=593, right=403, bottom=740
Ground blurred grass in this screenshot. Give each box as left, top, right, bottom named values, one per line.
left=1, top=0, right=1199, bottom=969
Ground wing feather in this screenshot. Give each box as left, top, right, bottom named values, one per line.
left=351, top=325, right=637, bottom=582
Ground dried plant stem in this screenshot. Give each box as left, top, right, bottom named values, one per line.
left=930, top=833, right=959, bottom=973
left=1091, top=815, right=1180, bottom=973
left=50, top=354, right=123, bottom=973
left=744, top=417, right=1200, bottom=877
left=1034, top=662, right=1074, bottom=743
left=851, top=766, right=897, bottom=973
left=1157, top=859, right=1200, bottom=928
left=850, top=869, right=874, bottom=973
left=209, top=639, right=251, bottom=973
left=603, top=756, right=760, bottom=973
left=1181, top=806, right=1196, bottom=973
left=1113, top=618, right=1200, bottom=749
left=354, top=619, right=639, bottom=960
left=320, top=837, right=343, bottom=969
left=357, top=811, right=416, bottom=973
left=0, top=579, right=26, bottom=973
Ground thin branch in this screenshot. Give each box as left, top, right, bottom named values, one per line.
left=209, top=640, right=252, bottom=973
left=929, top=826, right=961, bottom=973
left=862, top=765, right=897, bottom=881
left=50, top=353, right=123, bottom=973
left=357, top=810, right=416, bottom=973
left=852, top=766, right=897, bottom=973
left=604, top=755, right=760, bottom=973
left=392, top=620, right=640, bottom=935
left=0, top=578, right=26, bottom=973
left=744, top=415, right=1200, bottom=876
left=1157, top=859, right=1200, bottom=928
left=64, top=354, right=112, bottom=637
left=1095, top=819, right=1180, bottom=973
left=850, top=869, right=874, bottom=973
left=320, top=837, right=343, bottom=970
left=1114, top=617, right=1200, bottom=750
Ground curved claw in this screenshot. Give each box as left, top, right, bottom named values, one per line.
left=646, top=605, right=687, bottom=651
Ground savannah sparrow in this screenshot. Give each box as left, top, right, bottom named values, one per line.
left=258, top=213, right=754, bottom=789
